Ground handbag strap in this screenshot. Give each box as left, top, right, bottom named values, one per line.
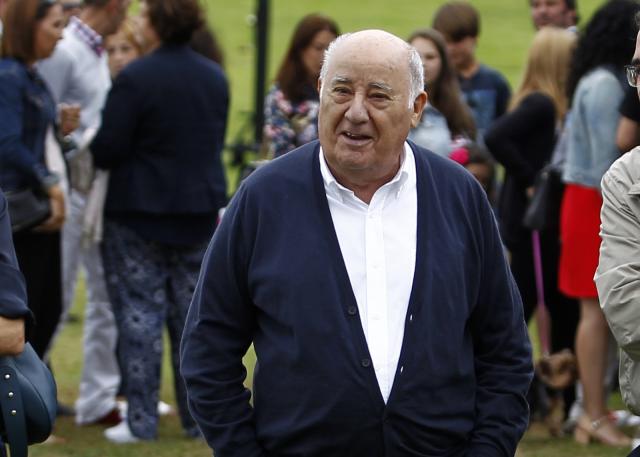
left=0, top=365, right=28, bottom=457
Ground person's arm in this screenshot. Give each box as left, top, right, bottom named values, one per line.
left=262, top=87, right=297, bottom=158
left=465, top=185, right=533, bottom=456
left=0, top=193, right=29, bottom=355
left=180, top=184, right=266, bottom=457
left=0, top=68, right=54, bottom=189
left=90, top=72, right=140, bottom=169
left=494, top=73, right=511, bottom=119
left=596, top=162, right=640, bottom=361
left=584, top=74, right=624, bottom=183
left=485, top=94, right=553, bottom=186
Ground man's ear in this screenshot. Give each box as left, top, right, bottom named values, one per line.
left=410, top=91, right=428, bottom=128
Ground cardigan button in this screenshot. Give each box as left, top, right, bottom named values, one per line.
left=347, top=306, right=357, bottom=316
left=10, top=410, right=16, bottom=416
left=361, top=358, right=371, bottom=368
left=8, top=392, right=14, bottom=398
left=3, top=374, right=9, bottom=380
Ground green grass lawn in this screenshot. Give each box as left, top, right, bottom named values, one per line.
left=31, top=1, right=637, bottom=455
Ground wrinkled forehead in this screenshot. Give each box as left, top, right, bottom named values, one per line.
left=324, top=38, right=411, bottom=90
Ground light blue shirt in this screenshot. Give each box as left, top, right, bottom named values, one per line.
left=408, top=104, right=452, bottom=158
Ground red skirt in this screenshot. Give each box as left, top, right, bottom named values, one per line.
left=558, top=183, right=602, bottom=299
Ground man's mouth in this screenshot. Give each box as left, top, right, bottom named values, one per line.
left=341, top=131, right=372, bottom=142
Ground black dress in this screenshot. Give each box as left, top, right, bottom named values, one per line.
left=485, top=92, right=578, bottom=355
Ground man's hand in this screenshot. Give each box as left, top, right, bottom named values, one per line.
left=59, top=103, right=80, bottom=136
left=0, top=316, right=25, bottom=356
left=35, top=184, right=66, bottom=232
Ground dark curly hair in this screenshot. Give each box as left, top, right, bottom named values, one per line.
left=567, top=0, right=640, bottom=101
left=145, top=0, right=204, bottom=45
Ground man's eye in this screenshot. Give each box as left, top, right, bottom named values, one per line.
left=371, top=93, right=390, bottom=100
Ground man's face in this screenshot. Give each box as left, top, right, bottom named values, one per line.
left=445, top=35, right=476, bottom=72
left=318, top=32, right=426, bottom=187
left=531, top=0, right=574, bottom=29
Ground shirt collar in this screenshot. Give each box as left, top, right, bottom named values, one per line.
left=319, top=142, right=414, bottom=204
left=69, top=16, right=104, bottom=56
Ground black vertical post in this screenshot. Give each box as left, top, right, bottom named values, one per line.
left=254, top=0, right=269, bottom=146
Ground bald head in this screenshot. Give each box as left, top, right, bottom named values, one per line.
left=320, top=30, right=424, bottom=108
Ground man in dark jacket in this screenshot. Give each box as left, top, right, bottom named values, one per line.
left=180, top=29, right=533, bottom=457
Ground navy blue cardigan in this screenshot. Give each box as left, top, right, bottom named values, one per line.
left=0, top=192, right=29, bottom=319
left=180, top=141, right=533, bottom=457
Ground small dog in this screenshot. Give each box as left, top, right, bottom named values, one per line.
left=528, top=349, right=577, bottom=437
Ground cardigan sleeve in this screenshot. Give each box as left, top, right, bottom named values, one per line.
left=485, top=93, right=555, bottom=187
left=180, top=184, right=266, bottom=457
left=465, top=186, right=533, bottom=456
left=0, top=192, right=30, bottom=320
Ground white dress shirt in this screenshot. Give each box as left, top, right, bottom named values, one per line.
left=320, top=143, right=417, bottom=403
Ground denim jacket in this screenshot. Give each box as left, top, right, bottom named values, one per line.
left=0, top=58, right=55, bottom=192
left=563, top=66, right=624, bottom=189
left=408, top=104, right=452, bottom=157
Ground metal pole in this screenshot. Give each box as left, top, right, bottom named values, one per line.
left=254, top=0, right=269, bottom=146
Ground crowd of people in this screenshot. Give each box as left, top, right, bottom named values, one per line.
left=3, top=0, right=640, bottom=454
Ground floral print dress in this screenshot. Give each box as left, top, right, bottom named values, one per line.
left=263, top=84, right=319, bottom=158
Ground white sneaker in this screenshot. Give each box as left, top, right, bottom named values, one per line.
left=631, top=437, right=640, bottom=451
left=104, top=421, right=140, bottom=444
left=612, top=410, right=640, bottom=427
left=116, top=400, right=174, bottom=418
left=157, top=401, right=173, bottom=416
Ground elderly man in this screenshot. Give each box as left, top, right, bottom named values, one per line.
left=530, top=0, right=578, bottom=30
left=180, top=29, right=532, bottom=457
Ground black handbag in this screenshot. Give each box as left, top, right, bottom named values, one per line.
left=4, top=189, right=50, bottom=233
left=523, top=163, right=564, bottom=231
left=0, top=343, right=57, bottom=457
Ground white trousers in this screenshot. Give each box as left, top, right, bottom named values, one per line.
left=62, top=190, right=120, bottom=424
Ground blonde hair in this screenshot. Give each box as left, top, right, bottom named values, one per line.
left=106, top=17, right=144, bottom=54
left=510, top=27, right=576, bottom=121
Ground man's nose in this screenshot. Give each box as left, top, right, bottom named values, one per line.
left=345, top=93, right=368, bottom=124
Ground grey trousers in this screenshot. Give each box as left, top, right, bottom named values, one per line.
left=61, top=190, right=119, bottom=424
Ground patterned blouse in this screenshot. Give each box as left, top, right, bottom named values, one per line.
left=263, top=84, right=319, bottom=158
